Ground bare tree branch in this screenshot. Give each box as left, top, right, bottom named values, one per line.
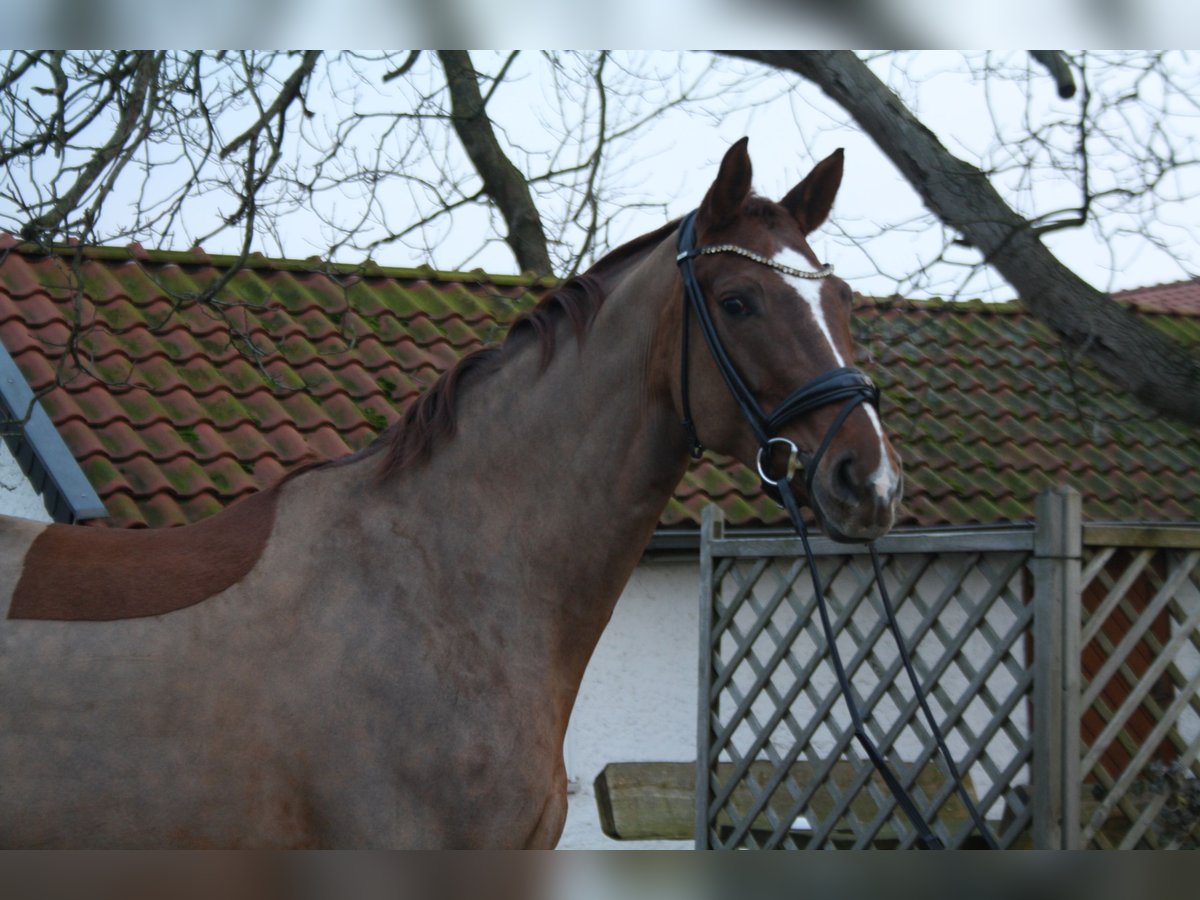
left=220, top=50, right=320, bottom=160
left=0, top=50, right=44, bottom=94
left=382, top=51, right=421, bottom=83
left=20, top=52, right=158, bottom=241
left=1030, top=51, right=1077, bottom=99
left=437, top=50, right=553, bottom=277
left=724, top=50, right=1200, bottom=425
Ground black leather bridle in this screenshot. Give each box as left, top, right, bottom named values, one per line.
left=676, top=211, right=879, bottom=493
left=676, top=209, right=997, bottom=850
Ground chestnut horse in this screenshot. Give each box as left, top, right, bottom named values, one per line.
left=0, top=139, right=901, bottom=847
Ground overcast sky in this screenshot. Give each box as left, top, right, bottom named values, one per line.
left=5, top=11, right=1200, bottom=303
left=121, top=50, right=1200, bottom=303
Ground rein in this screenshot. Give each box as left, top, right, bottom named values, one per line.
left=676, top=210, right=997, bottom=850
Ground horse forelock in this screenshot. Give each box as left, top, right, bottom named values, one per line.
left=734, top=196, right=819, bottom=256
left=376, top=221, right=681, bottom=480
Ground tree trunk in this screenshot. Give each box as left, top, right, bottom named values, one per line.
left=725, top=50, right=1200, bottom=426
left=438, top=51, right=554, bottom=278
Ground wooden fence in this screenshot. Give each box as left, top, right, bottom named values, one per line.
left=695, top=487, right=1200, bottom=849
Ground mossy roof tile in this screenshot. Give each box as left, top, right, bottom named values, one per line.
left=3, top=239, right=1199, bottom=530
left=257, top=434, right=309, bottom=468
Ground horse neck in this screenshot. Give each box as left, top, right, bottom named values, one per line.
left=391, top=236, right=690, bottom=681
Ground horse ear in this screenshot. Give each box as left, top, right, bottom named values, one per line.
left=780, top=148, right=844, bottom=235
left=699, top=137, right=753, bottom=229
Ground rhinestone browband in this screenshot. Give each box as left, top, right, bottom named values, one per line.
left=680, top=244, right=834, bottom=280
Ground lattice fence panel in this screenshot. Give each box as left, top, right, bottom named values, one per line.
left=699, top=544, right=1035, bottom=849
left=1077, top=545, right=1200, bottom=849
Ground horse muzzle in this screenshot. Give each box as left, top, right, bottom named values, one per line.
left=808, top=447, right=903, bottom=542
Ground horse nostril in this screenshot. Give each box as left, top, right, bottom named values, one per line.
left=833, top=453, right=857, bottom=500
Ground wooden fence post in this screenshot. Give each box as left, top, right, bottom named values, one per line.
left=695, top=504, right=725, bottom=849
left=1031, top=486, right=1082, bottom=849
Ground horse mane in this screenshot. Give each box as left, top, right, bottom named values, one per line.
left=376, top=220, right=680, bottom=479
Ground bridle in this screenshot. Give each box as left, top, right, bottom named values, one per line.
left=676, top=209, right=997, bottom=850
left=675, top=212, right=878, bottom=490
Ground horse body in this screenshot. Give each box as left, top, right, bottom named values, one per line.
left=0, top=233, right=688, bottom=849
left=0, top=140, right=901, bottom=847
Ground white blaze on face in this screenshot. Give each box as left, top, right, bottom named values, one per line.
left=773, top=246, right=900, bottom=506
left=773, top=247, right=847, bottom=368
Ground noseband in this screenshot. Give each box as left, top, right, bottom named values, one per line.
left=676, top=209, right=996, bottom=850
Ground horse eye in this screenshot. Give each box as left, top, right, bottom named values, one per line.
left=720, top=296, right=752, bottom=317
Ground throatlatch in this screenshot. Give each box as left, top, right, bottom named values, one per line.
left=676, top=210, right=997, bottom=850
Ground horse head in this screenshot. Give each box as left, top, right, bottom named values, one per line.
left=676, top=138, right=902, bottom=541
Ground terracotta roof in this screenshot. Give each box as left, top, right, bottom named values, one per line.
left=856, top=295, right=1200, bottom=527
left=2, top=235, right=1198, bottom=531
left=1114, top=278, right=1200, bottom=315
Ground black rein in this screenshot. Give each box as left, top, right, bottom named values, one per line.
left=676, top=209, right=997, bottom=850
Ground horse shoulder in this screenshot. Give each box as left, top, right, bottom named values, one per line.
left=6, top=487, right=281, bottom=621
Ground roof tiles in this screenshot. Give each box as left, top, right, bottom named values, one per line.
left=1113, top=278, right=1200, bottom=315
left=2, top=235, right=1199, bottom=531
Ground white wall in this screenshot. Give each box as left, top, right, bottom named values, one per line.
left=0, top=441, right=51, bottom=523
left=558, top=557, right=699, bottom=849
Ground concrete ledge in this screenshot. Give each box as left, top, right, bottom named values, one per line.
left=595, top=760, right=978, bottom=846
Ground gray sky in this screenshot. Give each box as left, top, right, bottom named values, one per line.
left=164, top=52, right=1200, bottom=300
left=3, top=46, right=1198, bottom=302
